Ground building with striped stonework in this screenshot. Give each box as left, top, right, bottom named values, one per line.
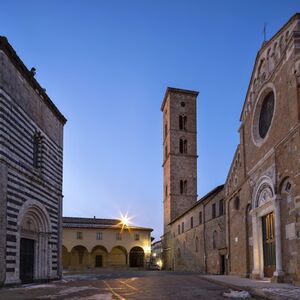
left=0, top=37, right=66, bottom=285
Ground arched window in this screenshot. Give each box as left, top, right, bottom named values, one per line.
left=165, top=145, right=168, bottom=159
left=183, top=180, right=187, bottom=194
left=213, top=230, right=218, bottom=250
left=179, top=115, right=183, bottom=130
left=183, top=140, right=187, bottom=153
left=180, top=180, right=183, bottom=194
left=179, top=139, right=187, bottom=154
left=179, top=139, right=183, bottom=153
left=183, top=116, right=187, bottom=130
left=180, top=180, right=187, bottom=194
left=199, top=211, right=202, bottom=224
left=259, top=91, right=275, bottom=139
left=179, top=115, right=187, bottom=130
left=190, top=216, right=193, bottom=228
left=195, top=237, right=199, bottom=253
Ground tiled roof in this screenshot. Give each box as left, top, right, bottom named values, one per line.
left=62, top=216, right=153, bottom=231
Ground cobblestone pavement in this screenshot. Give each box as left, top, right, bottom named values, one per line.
left=0, top=271, right=258, bottom=299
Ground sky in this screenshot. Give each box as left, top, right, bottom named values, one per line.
left=1, top=1, right=299, bottom=240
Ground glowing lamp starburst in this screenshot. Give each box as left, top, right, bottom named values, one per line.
left=119, top=212, right=133, bottom=231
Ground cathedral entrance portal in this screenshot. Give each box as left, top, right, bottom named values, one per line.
left=262, top=212, right=276, bottom=277
left=20, top=238, right=34, bottom=283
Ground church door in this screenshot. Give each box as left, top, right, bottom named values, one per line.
left=20, top=238, right=35, bottom=283
left=95, top=255, right=103, bottom=267
left=262, top=212, right=276, bottom=277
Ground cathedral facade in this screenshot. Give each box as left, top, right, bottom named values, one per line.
left=161, top=14, right=300, bottom=283
left=0, top=37, right=66, bottom=285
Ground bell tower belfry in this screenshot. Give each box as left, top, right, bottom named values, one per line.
left=161, top=87, right=198, bottom=269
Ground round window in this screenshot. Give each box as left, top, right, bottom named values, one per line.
left=252, top=86, right=276, bottom=146
left=258, top=91, right=274, bottom=138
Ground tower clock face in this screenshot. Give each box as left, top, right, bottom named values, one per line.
left=258, top=91, right=274, bottom=139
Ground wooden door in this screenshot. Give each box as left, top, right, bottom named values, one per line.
left=20, top=238, right=34, bottom=283
left=95, top=255, right=103, bottom=267
left=262, top=212, right=276, bottom=277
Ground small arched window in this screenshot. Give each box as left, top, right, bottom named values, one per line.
left=179, top=139, right=183, bottom=153
left=179, top=139, right=187, bottom=154
left=179, top=115, right=187, bottom=130
left=180, top=180, right=187, bottom=194
left=183, top=140, right=187, bottom=153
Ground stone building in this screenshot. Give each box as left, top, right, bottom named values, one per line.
left=226, top=13, right=300, bottom=283
left=0, top=37, right=66, bottom=285
left=161, top=14, right=300, bottom=283
left=62, top=217, right=152, bottom=270
left=161, top=87, right=226, bottom=274
left=151, top=240, right=163, bottom=268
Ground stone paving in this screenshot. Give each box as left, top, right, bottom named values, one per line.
left=0, top=271, right=257, bottom=300
left=200, top=275, right=300, bottom=300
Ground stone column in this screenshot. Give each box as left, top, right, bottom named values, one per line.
left=251, top=212, right=260, bottom=279
left=273, top=196, right=284, bottom=280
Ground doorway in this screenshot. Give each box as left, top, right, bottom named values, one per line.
left=220, top=255, right=225, bottom=275
left=95, top=255, right=103, bottom=267
left=20, top=238, right=35, bottom=283
left=262, top=212, right=276, bottom=277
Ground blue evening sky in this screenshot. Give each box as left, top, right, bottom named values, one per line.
left=1, top=1, right=299, bottom=240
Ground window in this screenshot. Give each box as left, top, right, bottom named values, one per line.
left=179, top=115, right=183, bottom=130
left=134, top=234, right=140, bottom=241
left=190, top=216, right=193, bottom=228
left=116, top=232, right=122, bottom=240
left=77, top=232, right=83, bottom=240
left=195, top=236, right=199, bottom=253
left=179, top=115, right=187, bottom=130
left=96, top=232, right=103, bottom=240
left=219, top=199, right=224, bottom=216
left=165, top=185, right=168, bottom=198
left=178, top=224, right=180, bottom=234
left=179, top=139, right=183, bottom=153
left=183, top=140, right=187, bottom=153
left=259, top=91, right=275, bottom=139
left=180, top=180, right=187, bottom=194
left=181, top=222, right=184, bottom=233
left=285, top=181, right=292, bottom=193
left=199, top=211, right=202, bottom=224
left=165, top=145, right=168, bottom=159
left=181, top=102, right=185, bottom=107
left=212, top=203, right=216, bottom=219
left=179, top=139, right=187, bottom=154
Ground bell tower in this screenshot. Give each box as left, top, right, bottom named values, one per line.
left=161, top=87, right=198, bottom=269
